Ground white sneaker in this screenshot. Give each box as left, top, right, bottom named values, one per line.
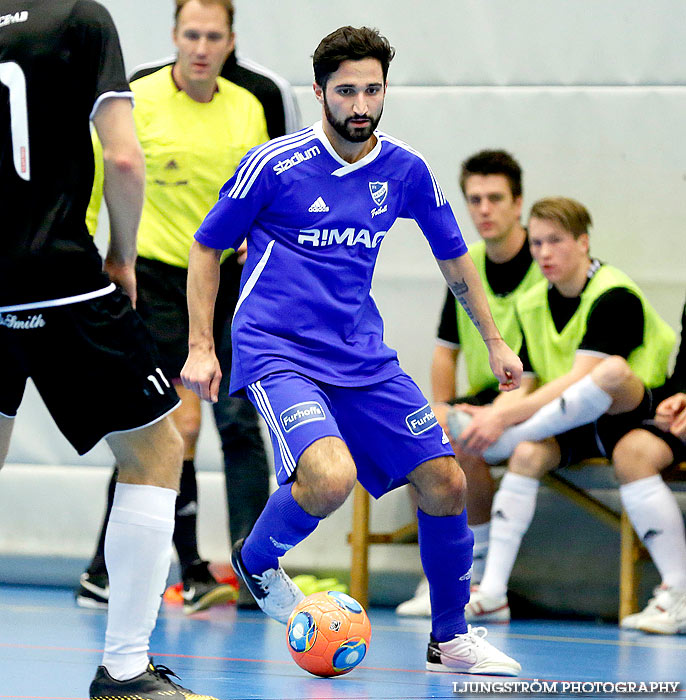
left=635, top=586, right=686, bottom=635
left=396, top=577, right=431, bottom=617
left=620, top=586, right=662, bottom=629
left=426, top=625, right=521, bottom=675
left=465, top=587, right=510, bottom=623
left=446, top=409, right=509, bottom=464
left=231, top=538, right=304, bottom=624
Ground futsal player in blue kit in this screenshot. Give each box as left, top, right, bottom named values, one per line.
left=182, top=26, right=523, bottom=675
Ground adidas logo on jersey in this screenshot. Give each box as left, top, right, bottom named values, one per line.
left=308, top=197, right=329, bottom=213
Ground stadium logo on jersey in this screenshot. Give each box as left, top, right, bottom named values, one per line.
left=280, top=401, right=326, bottom=432
left=369, top=181, right=388, bottom=206
left=273, top=145, right=321, bottom=175
left=298, top=228, right=386, bottom=249
left=0, top=11, right=28, bottom=28
left=0, top=312, right=45, bottom=330
left=405, top=404, right=438, bottom=435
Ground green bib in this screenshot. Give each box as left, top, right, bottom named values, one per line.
left=455, top=241, right=543, bottom=395
left=516, top=264, right=675, bottom=387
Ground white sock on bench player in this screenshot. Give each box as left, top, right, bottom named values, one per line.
left=620, top=475, right=686, bottom=590
left=484, top=375, right=612, bottom=464
left=478, top=473, right=539, bottom=599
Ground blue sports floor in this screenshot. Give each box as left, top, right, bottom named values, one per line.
left=1, top=585, right=685, bottom=699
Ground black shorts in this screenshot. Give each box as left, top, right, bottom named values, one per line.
left=556, top=388, right=660, bottom=467
left=0, top=288, right=180, bottom=455
left=631, top=382, right=686, bottom=464
left=447, top=387, right=500, bottom=407
left=135, top=256, right=241, bottom=380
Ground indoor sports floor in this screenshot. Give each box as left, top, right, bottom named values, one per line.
left=1, top=585, right=685, bottom=699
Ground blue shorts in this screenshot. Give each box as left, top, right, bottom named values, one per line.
left=246, top=370, right=454, bottom=498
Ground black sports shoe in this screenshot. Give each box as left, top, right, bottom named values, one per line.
left=181, top=560, right=237, bottom=615
left=75, top=572, right=109, bottom=609
left=89, top=659, right=221, bottom=699
left=230, top=538, right=303, bottom=624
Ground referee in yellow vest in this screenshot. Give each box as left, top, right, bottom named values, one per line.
left=79, top=0, right=272, bottom=614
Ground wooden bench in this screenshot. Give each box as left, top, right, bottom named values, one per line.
left=348, top=461, right=686, bottom=615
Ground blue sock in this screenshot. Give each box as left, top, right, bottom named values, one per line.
left=241, top=483, right=321, bottom=575
left=418, top=507, right=473, bottom=641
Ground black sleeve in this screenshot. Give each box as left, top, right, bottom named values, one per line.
left=437, top=287, right=460, bottom=345
left=73, top=0, right=130, bottom=108
left=579, top=288, right=645, bottom=358
left=665, top=299, right=686, bottom=393
left=518, top=335, right=533, bottom=373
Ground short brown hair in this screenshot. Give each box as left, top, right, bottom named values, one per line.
left=313, top=26, right=395, bottom=88
left=459, top=150, right=523, bottom=199
left=529, top=197, right=592, bottom=239
left=175, top=0, right=234, bottom=29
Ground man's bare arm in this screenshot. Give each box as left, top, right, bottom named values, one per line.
left=181, top=240, right=223, bottom=402
left=436, top=253, right=522, bottom=391
left=92, top=97, right=144, bottom=305
left=431, top=344, right=459, bottom=403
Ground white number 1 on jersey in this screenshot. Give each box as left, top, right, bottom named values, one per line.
left=0, top=61, right=30, bottom=181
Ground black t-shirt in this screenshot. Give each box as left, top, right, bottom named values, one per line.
left=437, top=238, right=534, bottom=346
left=519, top=261, right=645, bottom=372
left=664, top=299, right=686, bottom=394
left=0, top=0, right=130, bottom=306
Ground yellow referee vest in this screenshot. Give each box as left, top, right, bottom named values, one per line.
left=87, top=66, right=269, bottom=268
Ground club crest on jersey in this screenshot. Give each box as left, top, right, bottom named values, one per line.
left=280, top=401, right=326, bottom=432
left=369, top=181, right=388, bottom=206
left=405, top=404, right=438, bottom=435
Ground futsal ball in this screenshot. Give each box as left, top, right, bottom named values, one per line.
left=286, top=590, right=371, bottom=677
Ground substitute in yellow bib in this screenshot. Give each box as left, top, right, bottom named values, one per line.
left=84, top=0, right=268, bottom=615
left=398, top=150, right=542, bottom=619
left=454, top=196, right=675, bottom=624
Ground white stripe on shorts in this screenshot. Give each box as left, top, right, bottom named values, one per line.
left=248, top=381, right=297, bottom=476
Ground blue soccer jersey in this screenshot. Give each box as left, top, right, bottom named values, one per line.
left=195, top=121, right=468, bottom=393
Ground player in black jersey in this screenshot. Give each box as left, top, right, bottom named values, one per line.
left=0, top=1, right=219, bottom=697
left=77, top=0, right=301, bottom=616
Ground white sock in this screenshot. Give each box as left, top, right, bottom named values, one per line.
left=478, top=473, right=539, bottom=599
left=471, top=521, right=490, bottom=583
left=102, top=483, right=176, bottom=681
left=484, top=375, right=612, bottom=464
left=620, top=475, right=686, bottom=590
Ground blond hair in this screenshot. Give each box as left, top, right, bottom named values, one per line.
left=529, top=197, right=592, bottom=239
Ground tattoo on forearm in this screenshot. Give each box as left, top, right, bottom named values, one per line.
left=449, top=278, right=481, bottom=330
